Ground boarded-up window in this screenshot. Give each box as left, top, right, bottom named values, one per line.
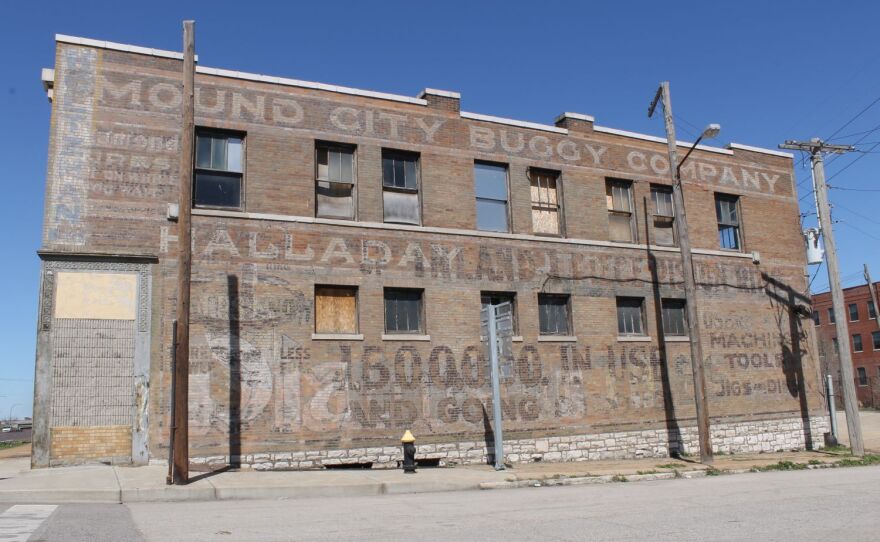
left=538, top=294, right=571, bottom=335
left=606, top=179, right=635, bottom=243
left=315, top=286, right=358, bottom=334
left=384, top=288, right=423, bottom=333
left=194, top=130, right=244, bottom=209
left=661, top=299, right=687, bottom=336
left=316, top=144, right=355, bottom=219
left=383, top=151, right=420, bottom=224
left=715, top=193, right=741, bottom=251
left=651, top=185, right=675, bottom=246
left=530, top=169, right=561, bottom=235
left=617, top=297, right=645, bottom=335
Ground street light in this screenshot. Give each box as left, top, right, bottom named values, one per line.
left=648, top=81, right=719, bottom=465
left=8, top=404, right=21, bottom=423
left=678, top=124, right=722, bottom=172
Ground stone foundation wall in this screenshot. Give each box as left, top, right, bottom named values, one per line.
left=179, top=415, right=830, bottom=471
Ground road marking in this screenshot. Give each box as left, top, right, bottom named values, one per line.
left=0, top=505, right=57, bottom=541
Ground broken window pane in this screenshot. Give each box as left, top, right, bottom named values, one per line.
left=316, top=181, right=354, bottom=219
left=617, top=297, right=645, bottom=335
left=539, top=294, right=571, bottom=335
left=661, top=299, right=687, bottom=336
left=385, top=289, right=423, bottom=333
left=194, top=171, right=241, bottom=208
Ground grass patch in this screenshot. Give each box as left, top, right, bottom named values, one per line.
left=611, top=474, right=629, bottom=482
left=751, top=460, right=809, bottom=472
left=0, top=441, right=27, bottom=450
left=636, top=470, right=659, bottom=475
left=656, top=463, right=685, bottom=469
left=834, top=454, right=880, bottom=468
left=808, top=459, right=822, bottom=465
left=705, top=467, right=728, bottom=476
left=824, top=444, right=851, bottom=454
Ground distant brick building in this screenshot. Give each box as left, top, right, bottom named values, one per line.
left=812, top=283, right=880, bottom=407
left=33, top=34, right=829, bottom=469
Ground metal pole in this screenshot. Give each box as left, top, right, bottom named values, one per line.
left=811, top=150, right=864, bottom=456
left=826, top=374, right=838, bottom=441
left=655, top=82, right=713, bottom=465
left=172, top=20, right=196, bottom=484
left=487, top=305, right=505, bottom=470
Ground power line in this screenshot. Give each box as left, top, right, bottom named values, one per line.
left=826, top=93, right=880, bottom=141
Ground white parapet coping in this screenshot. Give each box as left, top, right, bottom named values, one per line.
left=55, top=34, right=198, bottom=61
left=195, top=66, right=427, bottom=106
left=727, top=143, right=794, bottom=159
left=555, top=112, right=595, bottom=123
left=418, top=88, right=461, bottom=99
left=460, top=111, right=569, bottom=134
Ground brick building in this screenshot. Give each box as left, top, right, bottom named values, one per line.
left=33, top=34, right=830, bottom=469
left=812, top=283, right=880, bottom=408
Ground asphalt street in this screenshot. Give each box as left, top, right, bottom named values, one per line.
left=3, top=465, right=878, bottom=541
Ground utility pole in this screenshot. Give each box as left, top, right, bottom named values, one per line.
left=649, top=82, right=713, bottom=465
left=172, top=20, right=196, bottom=484
left=864, top=264, right=880, bottom=331
left=780, top=138, right=864, bottom=456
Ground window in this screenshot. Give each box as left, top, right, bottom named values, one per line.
left=832, top=337, right=839, bottom=357
left=530, top=169, right=562, bottom=235
left=617, top=297, right=645, bottom=336
left=869, top=300, right=876, bottom=319
left=715, top=193, right=742, bottom=251
left=828, top=308, right=836, bottom=324
left=481, top=292, right=517, bottom=334
left=475, top=162, right=509, bottom=232
left=384, top=288, right=424, bottom=334
left=382, top=150, right=420, bottom=225
left=853, top=334, right=864, bottom=352
left=316, top=143, right=356, bottom=219
left=857, top=367, right=868, bottom=387
left=812, top=311, right=821, bottom=326
left=848, top=303, right=859, bottom=322
left=538, top=294, right=571, bottom=336
left=315, top=286, right=358, bottom=334
left=650, top=185, right=676, bottom=246
left=873, top=331, right=880, bottom=350
left=606, top=179, right=635, bottom=243
left=661, top=299, right=687, bottom=336
left=194, top=130, right=244, bottom=208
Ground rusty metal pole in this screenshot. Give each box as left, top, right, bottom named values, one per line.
left=172, top=20, right=195, bottom=485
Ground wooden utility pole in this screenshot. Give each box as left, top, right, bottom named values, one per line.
left=780, top=138, right=864, bottom=456
left=864, top=264, right=880, bottom=331
left=649, top=82, right=713, bottom=465
left=172, top=20, right=196, bottom=484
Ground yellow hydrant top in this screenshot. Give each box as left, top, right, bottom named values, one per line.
left=401, top=430, right=415, bottom=443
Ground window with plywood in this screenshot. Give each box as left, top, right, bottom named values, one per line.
left=315, top=286, right=358, bottom=334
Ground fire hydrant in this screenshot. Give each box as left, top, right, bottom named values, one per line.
left=401, top=430, right=417, bottom=473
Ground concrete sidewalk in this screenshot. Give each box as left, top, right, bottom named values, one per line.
left=0, top=448, right=865, bottom=504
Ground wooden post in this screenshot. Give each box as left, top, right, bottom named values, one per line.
left=655, top=82, right=713, bottom=465
left=811, top=151, right=864, bottom=456
left=864, top=264, right=880, bottom=331
left=172, top=20, right=195, bottom=484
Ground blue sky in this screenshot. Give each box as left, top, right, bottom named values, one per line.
left=2, top=1, right=879, bottom=417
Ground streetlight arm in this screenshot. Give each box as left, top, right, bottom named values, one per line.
left=677, top=136, right=704, bottom=174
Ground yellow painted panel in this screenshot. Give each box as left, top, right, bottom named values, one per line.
left=54, top=272, right=137, bottom=320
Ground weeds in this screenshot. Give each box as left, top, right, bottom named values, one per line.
left=656, top=463, right=685, bottom=469
left=636, top=470, right=659, bottom=475
left=611, top=474, right=629, bottom=482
